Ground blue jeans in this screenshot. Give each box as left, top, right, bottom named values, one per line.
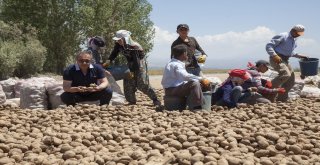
left=186, top=67, right=203, bottom=77
left=216, top=86, right=251, bottom=107
left=60, top=87, right=113, bottom=106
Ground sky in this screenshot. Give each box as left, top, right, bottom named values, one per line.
left=146, top=0, right=320, bottom=69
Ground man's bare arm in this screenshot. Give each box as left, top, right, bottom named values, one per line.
left=63, top=80, right=84, bottom=93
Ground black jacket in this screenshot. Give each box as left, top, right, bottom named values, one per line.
left=109, top=43, right=145, bottom=71
left=171, top=36, right=206, bottom=68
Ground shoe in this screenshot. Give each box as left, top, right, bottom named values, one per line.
left=193, top=106, right=202, bottom=109
left=153, top=100, right=161, bottom=106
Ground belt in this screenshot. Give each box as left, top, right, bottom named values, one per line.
left=276, top=53, right=290, bottom=61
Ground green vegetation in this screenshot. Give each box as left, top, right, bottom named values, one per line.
left=0, top=0, right=154, bottom=75
left=0, top=21, right=46, bottom=80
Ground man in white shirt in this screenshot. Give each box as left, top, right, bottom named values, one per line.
left=161, top=44, right=205, bottom=109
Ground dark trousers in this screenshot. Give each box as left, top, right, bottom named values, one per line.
left=123, top=69, right=158, bottom=104
left=165, top=81, right=204, bottom=108
left=60, top=87, right=113, bottom=106
left=215, top=86, right=251, bottom=107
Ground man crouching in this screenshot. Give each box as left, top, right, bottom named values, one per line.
left=60, top=50, right=113, bottom=106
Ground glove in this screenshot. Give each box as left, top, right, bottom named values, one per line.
left=127, top=72, right=134, bottom=79
left=277, top=88, right=286, bottom=94
left=197, top=55, right=207, bottom=63
left=265, top=80, right=272, bottom=88
left=272, top=55, right=282, bottom=64
left=248, top=87, right=258, bottom=92
left=102, top=60, right=111, bottom=68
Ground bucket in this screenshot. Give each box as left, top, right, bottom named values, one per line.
left=202, top=91, right=212, bottom=111
left=163, top=96, right=186, bottom=111
left=187, top=91, right=212, bottom=111
left=299, top=58, right=319, bottom=76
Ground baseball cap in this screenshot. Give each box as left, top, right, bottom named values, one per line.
left=228, top=69, right=251, bottom=81
left=255, top=60, right=271, bottom=68
left=112, top=30, right=131, bottom=41
left=291, top=24, right=305, bottom=35
left=177, top=24, right=189, bottom=30
left=92, top=36, right=105, bottom=47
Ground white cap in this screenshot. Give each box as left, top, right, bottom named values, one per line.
left=292, top=24, right=305, bottom=35
left=112, top=30, right=131, bottom=43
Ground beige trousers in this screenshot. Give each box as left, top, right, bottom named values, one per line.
left=269, top=56, right=295, bottom=102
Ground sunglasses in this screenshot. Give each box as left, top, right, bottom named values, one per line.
left=78, top=59, right=91, bottom=64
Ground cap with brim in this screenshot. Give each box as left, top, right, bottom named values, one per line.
left=112, top=30, right=131, bottom=43
left=177, top=24, right=189, bottom=30
left=256, top=60, right=271, bottom=68
left=112, top=36, right=122, bottom=41
left=93, top=36, right=105, bottom=47
left=292, top=24, right=305, bottom=36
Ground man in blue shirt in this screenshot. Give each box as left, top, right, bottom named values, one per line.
left=265, top=24, right=308, bottom=102
left=60, top=50, right=113, bottom=106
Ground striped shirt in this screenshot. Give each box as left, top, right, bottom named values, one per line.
left=244, top=69, right=278, bottom=94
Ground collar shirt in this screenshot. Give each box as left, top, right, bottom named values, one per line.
left=63, top=63, right=105, bottom=87
left=266, top=32, right=298, bottom=57
left=161, top=58, right=202, bottom=88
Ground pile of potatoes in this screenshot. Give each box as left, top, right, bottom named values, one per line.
left=0, top=89, right=320, bottom=165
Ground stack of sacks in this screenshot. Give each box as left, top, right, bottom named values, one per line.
left=288, top=80, right=305, bottom=99
left=304, top=75, right=320, bottom=87
left=300, top=75, right=320, bottom=98
left=0, top=78, right=17, bottom=99
left=45, top=81, right=65, bottom=109
left=3, top=98, right=20, bottom=107
left=0, top=85, right=6, bottom=104
left=20, top=77, right=56, bottom=109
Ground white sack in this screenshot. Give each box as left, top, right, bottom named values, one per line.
left=0, top=85, right=6, bottom=104
left=0, top=78, right=17, bottom=99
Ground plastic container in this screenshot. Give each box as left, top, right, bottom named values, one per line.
left=202, top=91, right=212, bottom=111
left=163, top=96, right=186, bottom=111
left=299, top=58, right=319, bottom=76
left=187, top=91, right=212, bottom=111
